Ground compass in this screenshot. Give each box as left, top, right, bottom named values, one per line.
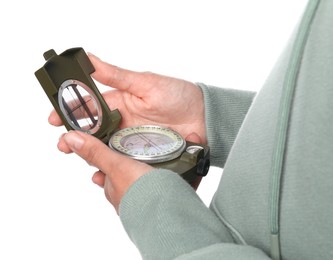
left=35, top=47, right=210, bottom=182
left=109, top=125, right=186, bottom=163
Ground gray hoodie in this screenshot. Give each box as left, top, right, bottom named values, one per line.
left=119, top=1, right=333, bottom=259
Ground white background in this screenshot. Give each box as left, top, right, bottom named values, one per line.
left=1, top=1, right=307, bottom=259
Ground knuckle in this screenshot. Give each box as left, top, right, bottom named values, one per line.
left=85, top=147, right=100, bottom=166
left=142, top=71, right=155, bottom=77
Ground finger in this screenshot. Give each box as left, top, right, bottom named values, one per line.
left=88, top=53, right=151, bottom=96
left=185, top=132, right=202, bottom=143
left=62, top=131, right=116, bottom=173
left=57, top=133, right=73, bottom=153
left=92, top=171, right=105, bottom=188
left=62, top=131, right=152, bottom=177
left=48, top=110, right=63, bottom=126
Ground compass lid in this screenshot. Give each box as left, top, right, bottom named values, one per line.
left=35, top=47, right=121, bottom=143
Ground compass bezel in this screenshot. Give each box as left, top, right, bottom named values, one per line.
left=109, top=125, right=186, bottom=163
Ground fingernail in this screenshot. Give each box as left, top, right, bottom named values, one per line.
left=64, top=131, right=85, bottom=151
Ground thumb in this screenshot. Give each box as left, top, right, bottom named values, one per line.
left=88, top=53, right=142, bottom=94
left=62, top=131, right=153, bottom=178
left=62, top=131, right=120, bottom=174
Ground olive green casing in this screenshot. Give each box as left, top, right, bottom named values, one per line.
left=153, top=141, right=210, bottom=183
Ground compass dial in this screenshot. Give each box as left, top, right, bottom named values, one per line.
left=109, top=125, right=186, bottom=163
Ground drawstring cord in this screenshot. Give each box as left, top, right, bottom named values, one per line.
left=269, top=1, right=320, bottom=259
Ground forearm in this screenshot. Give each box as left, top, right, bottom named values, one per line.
left=198, top=83, right=256, bottom=168
left=119, top=170, right=233, bottom=259
left=119, top=169, right=270, bottom=260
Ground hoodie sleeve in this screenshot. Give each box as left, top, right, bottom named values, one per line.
left=119, top=170, right=270, bottom=260
left=197, top=83, right=256, bottom=168
left=118, top=85, right=262, bottom=260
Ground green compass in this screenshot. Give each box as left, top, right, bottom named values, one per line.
left=35, top=47, right=210, bottom=183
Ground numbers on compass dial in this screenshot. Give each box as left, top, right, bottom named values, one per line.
left=109, top=126, right=186, bottom=163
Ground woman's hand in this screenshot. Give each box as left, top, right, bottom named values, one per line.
left=50, top=53, right=207, bottom=211
left=49, top=53, right=207, bottom=143
left=58, top=130, right=153, bottom=213
left=57, top=130, right=204, bottom=213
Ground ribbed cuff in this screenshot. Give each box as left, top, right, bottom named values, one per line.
left=197, top=83, right=256, bottom=168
